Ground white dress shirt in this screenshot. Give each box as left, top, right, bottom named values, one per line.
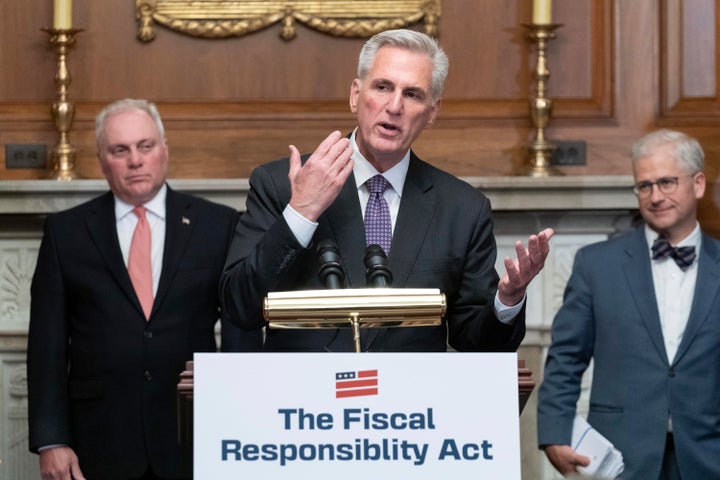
left=646, top=223, right=700, bottom=365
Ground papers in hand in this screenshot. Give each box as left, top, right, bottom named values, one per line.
left=571, top=415, right=624, bottom=479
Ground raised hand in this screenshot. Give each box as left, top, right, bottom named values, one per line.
left=288, top=130, right=354, bottom=222
left=497, top=227, right=554, bottom=306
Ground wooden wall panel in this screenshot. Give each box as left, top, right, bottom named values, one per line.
left=660, top=0, right=720, bottom=120
left=656, top=0, right=720, bottom=234
left=1, top=0, right=719, bottom=235
left=0, top=0, right=620, bottom=181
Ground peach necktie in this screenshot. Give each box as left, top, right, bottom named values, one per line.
left=128, top=206, right=153, bottom=320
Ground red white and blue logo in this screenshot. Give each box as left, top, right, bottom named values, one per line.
left=335, top=369, right=378, bottom=398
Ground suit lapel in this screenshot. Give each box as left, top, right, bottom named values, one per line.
left=389, top=154, right=436, bottom=287
left=154, top=187, right=195, bottom=317
left=622, top=229, right=669, bottom=363
left=85, top=192, right=145, bottom=317
left=673, top=233, right=720, bottom=365
left=323, top=172, right=367, bottom=288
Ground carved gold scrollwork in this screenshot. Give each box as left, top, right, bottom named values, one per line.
left=135, top=0, right=441, bottom=42
left=137, top=1, right=157, bottom=42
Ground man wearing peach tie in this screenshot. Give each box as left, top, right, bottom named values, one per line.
left=27, top=99, right=260, bottom=479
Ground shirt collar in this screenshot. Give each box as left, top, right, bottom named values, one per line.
left=115, top=183, right=167, bottom=221
left=645, top=222, right=701, bottom=251
left=350, top=128, right=409, bottom=197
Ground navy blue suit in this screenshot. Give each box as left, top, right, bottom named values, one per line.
left=27, top=187, right=261, bottom=479
left=537, top=227, right=720, bottom=478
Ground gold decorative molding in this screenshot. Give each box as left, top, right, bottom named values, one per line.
left=136, top=0, right=440, bottom=42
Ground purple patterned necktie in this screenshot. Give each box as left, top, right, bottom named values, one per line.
left=651, top=236, right=696, bottom=271
left=364, top=174, right=392, bottom=255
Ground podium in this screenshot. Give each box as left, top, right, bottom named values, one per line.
left=178, top=358, right=534, bottom=448
left=179, top=287, right=535, bottom=449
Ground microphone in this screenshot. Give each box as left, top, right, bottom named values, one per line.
left=317, top=239, right=346, bottom=289
left=364, top=244, right=393, bottom=287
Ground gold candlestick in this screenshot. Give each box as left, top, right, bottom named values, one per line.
left=43, top=28, right=83, bottom=180
left=521, top=23, right=563, bottom=177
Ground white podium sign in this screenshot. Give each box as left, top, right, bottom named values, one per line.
left=194, top=352, right=520, bottom=479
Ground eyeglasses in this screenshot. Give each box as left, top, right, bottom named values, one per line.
left=632, top=174, right=697, bottom=198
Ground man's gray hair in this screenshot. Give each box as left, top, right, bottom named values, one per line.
left=631, top=129, right=704, bottom=173
left=95, top=98, right=165, bottom=148
left=358, top=29, right=449, bottom=101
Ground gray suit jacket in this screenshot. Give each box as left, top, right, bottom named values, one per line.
left=221, top=151, right=525, bottom=352
left=537, top=227, right=720, bottom=478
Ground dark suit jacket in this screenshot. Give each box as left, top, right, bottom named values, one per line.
left=537, top=227, right=720, bottom=479
left=221, top=151, right=525, bottom=352
left=27, top=186, right=261, bottom=479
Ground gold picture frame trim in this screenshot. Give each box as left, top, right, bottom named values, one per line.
left=136, top=0, right=441, bottom=42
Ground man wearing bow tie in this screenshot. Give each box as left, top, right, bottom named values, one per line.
left=27, top=99, right=261, bottom=480
left=537, top=129, right=720, bottom=479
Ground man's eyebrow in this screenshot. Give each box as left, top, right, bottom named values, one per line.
left=107, top=138, right=155, bottom=148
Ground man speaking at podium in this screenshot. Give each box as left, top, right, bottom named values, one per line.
left=221, top=29, right=553, bottom=352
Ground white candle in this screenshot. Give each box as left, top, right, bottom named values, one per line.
left=54, top=0, right=72, bottom=29
left=532, top=0, right=552, bottom=25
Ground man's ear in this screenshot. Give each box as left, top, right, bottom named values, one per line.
left=425, top=98, right=442, bottom=129
left=349, top=79, right=361, bottom=113
left=694, top=171, right=706, bottom=199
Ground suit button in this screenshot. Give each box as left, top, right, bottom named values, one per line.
left=144, top=331, right=153, bottom=339
left=145, top=370, right=152, bottom=381
left=668, top=369, right=676, bottom=377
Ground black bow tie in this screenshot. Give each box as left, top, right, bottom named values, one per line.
left=651, top=236, right=696, bottom=271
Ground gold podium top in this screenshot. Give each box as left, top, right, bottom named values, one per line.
left=264, top=288, right=446, bottom=329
